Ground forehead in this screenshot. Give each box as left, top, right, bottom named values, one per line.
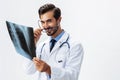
left=40, top=10, right=54, bottom=21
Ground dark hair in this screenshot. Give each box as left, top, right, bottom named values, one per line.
left=38, top=3, right=61, bottom=20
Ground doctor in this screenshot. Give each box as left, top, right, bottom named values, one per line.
left=23, top=3, right=84, bottom=80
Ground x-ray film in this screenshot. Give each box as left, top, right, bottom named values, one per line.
left=6, top=21, right=36, bottom=60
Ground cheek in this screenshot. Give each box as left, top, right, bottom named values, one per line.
left=49, top=21, right=57, bottom=27
left=41, top=24, right=45, bottom=28
left=48, top=23, right=55, bottom=27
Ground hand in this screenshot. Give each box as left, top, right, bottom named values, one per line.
left=34, top=28, right=42, bottom=44
left=33, top=57, right=51, bottom=75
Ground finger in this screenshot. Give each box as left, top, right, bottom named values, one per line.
left=33, top=57, right=41, bottom=63
left=34, top=28, right=41, bottom=34
left=33, top=59, right=41, bottom=66
left=34, top=28, right=42, bottom=33
left=34, top=57, right=40, bottom=60
left=34, top=28, right=43, bottom=43
left=34, top=33, right=39, bottom=38
left=32, top=57, right=36, bottom=61
left=34, top=31, right=41, bottom=37
left=34, top=62, right=41, bottom=67
left=35, top=30, right=41, bottom=35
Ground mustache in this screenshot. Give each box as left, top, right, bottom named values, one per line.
left=44, top=27, right=53, bottom=30
left=43, top=23, right=59, bottom=30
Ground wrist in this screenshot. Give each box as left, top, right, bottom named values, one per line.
left=46, top=66, right=51, bottom=75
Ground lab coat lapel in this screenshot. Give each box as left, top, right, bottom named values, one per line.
left=43, top=39, right=51, bottom=54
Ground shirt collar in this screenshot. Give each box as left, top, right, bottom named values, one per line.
left=50, top=30, right=65, bottom=42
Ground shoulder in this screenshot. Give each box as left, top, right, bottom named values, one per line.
left=67, top=35, right=84, bottom=58
left=69, top=35, right=83, bottom=49
left=63, top=31, right=83, bottom=49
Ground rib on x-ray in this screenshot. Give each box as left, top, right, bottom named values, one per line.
left=6, top=21, right=36, bottom=60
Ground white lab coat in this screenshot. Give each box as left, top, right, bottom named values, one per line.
left=23, top=31, right=84, bottom=80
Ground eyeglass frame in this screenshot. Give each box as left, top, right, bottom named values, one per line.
left=38, top=20, right=46, bottom=33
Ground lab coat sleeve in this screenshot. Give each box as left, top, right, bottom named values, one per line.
left=22, top=42, right=45, bottom=75
left=50, top=42, right=84, bottom=80
left=22, top=57, right=37, bottom=75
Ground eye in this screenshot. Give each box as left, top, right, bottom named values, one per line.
left=41, top=21, right=44, bottom=24
left=47, top=19, right=52, bottom=23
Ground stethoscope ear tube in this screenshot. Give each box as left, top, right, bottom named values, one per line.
left=59, top=35, right=70, bottom=48
left=59, top=42, right=70, bottom=48
left=40, top=43, right=46, bottom=53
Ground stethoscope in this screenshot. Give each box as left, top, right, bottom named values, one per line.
left=39, top=34, right=70, bottom=65
left=40, top=34, right=70, bottom=54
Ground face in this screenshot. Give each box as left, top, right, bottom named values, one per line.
left=40, top=10, right=60, bottom=36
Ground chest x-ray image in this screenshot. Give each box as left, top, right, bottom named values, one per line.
left=6, top=21, right=36, bottom=60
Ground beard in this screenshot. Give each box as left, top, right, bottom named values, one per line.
left=44, top=23, right=59, bottom=36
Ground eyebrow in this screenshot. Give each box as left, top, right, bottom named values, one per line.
left=41, top=19, right=52, bottom=23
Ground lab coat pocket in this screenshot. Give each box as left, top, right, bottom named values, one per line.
left=56, top=54, right=66, bottom=67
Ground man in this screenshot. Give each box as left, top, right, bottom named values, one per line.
left=23, top=3, right=84, bottom=80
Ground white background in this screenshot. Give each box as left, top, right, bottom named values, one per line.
left=0, top=0, right=120, bottom=80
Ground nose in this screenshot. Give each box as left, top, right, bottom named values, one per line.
left=43, top=22, right=49, bottom=29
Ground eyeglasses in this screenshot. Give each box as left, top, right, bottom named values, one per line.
left=38, top=20, right=46, bottom=33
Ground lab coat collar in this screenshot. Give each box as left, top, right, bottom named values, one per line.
left=50, top=31, right=69, bottom=53
left=43, top=31, right=69, bottom=55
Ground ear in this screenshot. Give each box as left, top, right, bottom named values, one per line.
left=58, top=17, right=62, bottom=22
left=57, top=17, right=62, bottom=24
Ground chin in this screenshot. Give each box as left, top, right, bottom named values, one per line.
left=46, top=32, right=53, bottom=36
left=46, top=30, right=57, bottom=36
